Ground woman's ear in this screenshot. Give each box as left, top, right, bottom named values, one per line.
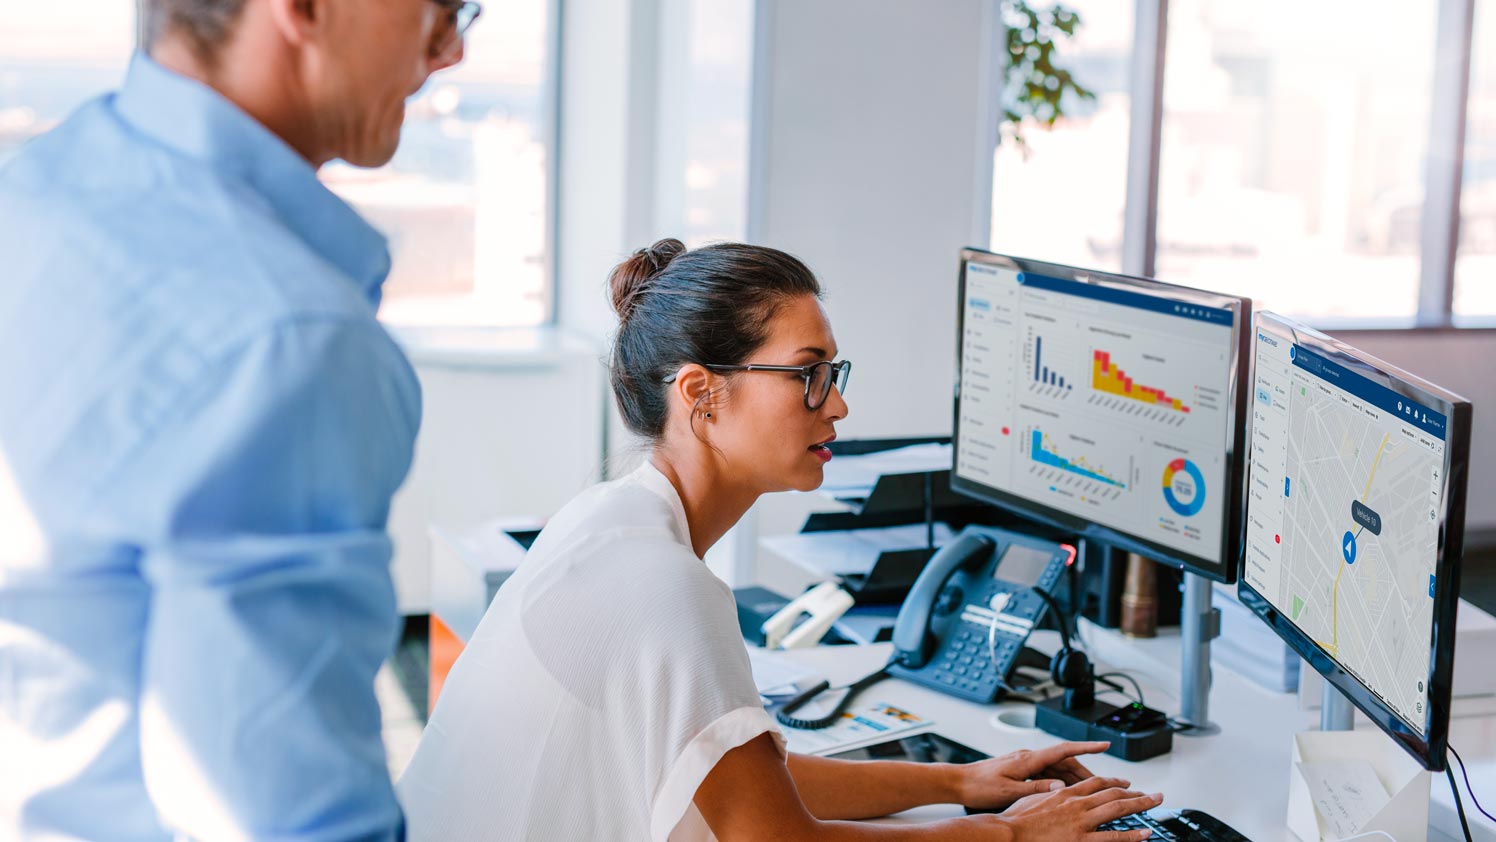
left=669, top=364, right=720, bottom=423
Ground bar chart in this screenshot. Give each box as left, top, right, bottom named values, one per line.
left=1026, top=332, right=1074, bottom=397
left=1028, top=428, right=1128, bottom=497
left=1092, top=349, right=1189, bottom=412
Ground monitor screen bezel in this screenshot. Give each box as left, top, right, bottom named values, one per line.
left=950, top=248, right=1251, bottom=584
left=1238, top=312, right=1471, bottom=771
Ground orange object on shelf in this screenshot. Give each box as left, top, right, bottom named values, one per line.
left=428, top=614, right=466, bottom=716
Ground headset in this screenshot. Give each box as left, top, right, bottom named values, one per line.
left=1032, top=586, right=1094, bottom=708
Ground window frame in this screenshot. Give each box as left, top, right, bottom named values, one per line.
left=1001, top=0, right=1480, bottom=330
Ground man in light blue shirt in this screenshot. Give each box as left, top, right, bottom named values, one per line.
left=0, top=1, right=475, bottom=838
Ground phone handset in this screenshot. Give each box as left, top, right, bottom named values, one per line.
left=891, top=532, right=997, bottom=668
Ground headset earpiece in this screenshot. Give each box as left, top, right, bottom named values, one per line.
left=1050, top=647, right=1091, bottom=688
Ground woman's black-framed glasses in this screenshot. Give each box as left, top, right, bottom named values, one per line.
left=666, top=360, right=852, bottom=411
left=429, top=0, right=482, bottom=60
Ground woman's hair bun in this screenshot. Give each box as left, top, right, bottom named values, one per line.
left=610, top=237, right=687, bottom=323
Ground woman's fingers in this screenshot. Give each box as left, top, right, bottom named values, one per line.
left=1088, top=792, right=1165, bottom=825
left=1048, top=755, right=1096, bottom=784
left=1059, top=776, right=1133, bottom=798
left=1029, top=741, right=1110, bottom=771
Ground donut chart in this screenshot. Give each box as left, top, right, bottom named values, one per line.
left=1162, top=458, right=1206, bottom=517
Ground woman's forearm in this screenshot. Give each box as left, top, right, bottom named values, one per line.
left=786, top=753, right=965, bottom=821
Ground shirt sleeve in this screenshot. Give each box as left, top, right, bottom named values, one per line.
left=521, top=536, right=785, bottom=842
left=108, top=316, right=421, bottom=842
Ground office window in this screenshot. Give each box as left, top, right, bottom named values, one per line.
left=0, top=5, right=136, bottom=167
left=1155, top=0, right=1436, bottom=321
left=680, top=0, right=753, bottom=246
left=1, top=4, right=553, bottom=329
left=1454, top=0, right=1496, bottom=320
left=322, top=3, right=555, bottom=328
left=989, top=0, right=1133, bottom=271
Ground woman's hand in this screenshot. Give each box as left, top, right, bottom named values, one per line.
left=999, top=776, right=1164, bottom=841
left=954, top=740, right=1112, bottom=810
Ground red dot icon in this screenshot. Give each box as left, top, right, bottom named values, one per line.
left=1275, top=534, right=1281, bottom=544
left=1001, top=427, right=1010, bottom=436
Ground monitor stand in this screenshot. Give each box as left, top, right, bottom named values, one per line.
left=1177, top=572, right=1222, bottom=736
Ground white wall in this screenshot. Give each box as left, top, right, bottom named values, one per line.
left=1332, top=328, right=1495, bottom=539
left=748, top=0, right=1000, bottom=440
left=386, top=331, right=608, bottom=613
left=721, top=0, right=1002, bottom=584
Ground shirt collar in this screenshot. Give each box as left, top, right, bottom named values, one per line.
left=633, top=460, right=696, bottom=554
left=112, top=52, right=392, bottom=307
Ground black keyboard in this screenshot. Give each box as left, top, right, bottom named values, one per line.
left=1099, top=809, right=1252, bottom=841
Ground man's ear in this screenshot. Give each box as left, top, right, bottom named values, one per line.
left=265, top=0, right=322, bottom=46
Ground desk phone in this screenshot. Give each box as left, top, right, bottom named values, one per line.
left=888, top=526, right=1074, bottom=703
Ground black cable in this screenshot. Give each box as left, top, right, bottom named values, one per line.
left=1449, top=744, right=1496, bottom=824
left=1097, top=672, right=1145, bottom=706
left=775, top=660, right=892, bottom=730
left=1093, top=683, right=1137, bottom=706
left=1030, top=586, right=1074, bottom=647
left=1448, top=764, right=1474, bottom=842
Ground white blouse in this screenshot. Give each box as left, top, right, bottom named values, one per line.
left=397, top=462, right=785, bottom=841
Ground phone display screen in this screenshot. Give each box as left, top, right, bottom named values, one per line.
left=994, top=544, right=1053, bottom=585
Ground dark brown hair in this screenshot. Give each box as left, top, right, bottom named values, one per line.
left=608, top=238, right=823, bottom=441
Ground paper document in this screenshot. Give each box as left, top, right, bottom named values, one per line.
left=761, top=523, right=955, bottom=577
left=779, top=700, right=931, bottom=755
left=818, top=443, right=954, bottom=499
left=747, top=648, right=823, bottom=697
left=1297, top=759, right=1391, bottom=840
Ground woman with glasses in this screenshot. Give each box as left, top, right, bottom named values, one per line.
left=395, top=239, right=1160, bottom=842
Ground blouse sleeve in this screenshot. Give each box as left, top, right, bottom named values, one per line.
left=520, top=531, right=785, bottom=841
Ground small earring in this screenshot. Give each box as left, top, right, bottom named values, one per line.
left=704, top=412, right=713, bottom=419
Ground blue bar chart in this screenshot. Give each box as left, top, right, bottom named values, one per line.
left=1030, top=429, right=1126, bottom=488
left=1035, top=335, right=1071, bottom=394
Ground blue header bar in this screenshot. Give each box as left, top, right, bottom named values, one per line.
left=1291, top=344, right=1448, bottom=440
left=1016, top=271, right=1234, bottom=327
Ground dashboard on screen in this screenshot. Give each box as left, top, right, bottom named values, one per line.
left=952, top=251, right=1249, bottom=582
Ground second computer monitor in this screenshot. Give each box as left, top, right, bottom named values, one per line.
left=952, top=250, right=1250, bottom=583
left=1240, top=313, right=1471, bottom=769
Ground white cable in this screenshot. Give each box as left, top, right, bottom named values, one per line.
left=988, top=611, right=1053, bottom=697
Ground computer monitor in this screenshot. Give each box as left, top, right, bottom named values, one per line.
left=952, top=250, right=1251, bottom=583
left=1239, top=313, right=1471, bottom=770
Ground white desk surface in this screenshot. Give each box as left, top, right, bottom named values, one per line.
left=755, top=624, right=1496, bottom=841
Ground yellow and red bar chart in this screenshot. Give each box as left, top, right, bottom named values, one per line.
left=1092, top=350, right=1190, bottom=413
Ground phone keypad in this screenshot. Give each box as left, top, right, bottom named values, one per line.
left=927, top=627, right=1007, bottom=700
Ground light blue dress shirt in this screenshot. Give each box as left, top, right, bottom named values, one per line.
left=0, top=54, right=420, bottom=841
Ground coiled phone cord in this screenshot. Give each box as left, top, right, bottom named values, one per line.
left=774, top=658, right=896, bottom=730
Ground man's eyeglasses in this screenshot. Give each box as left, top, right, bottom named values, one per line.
left=664, top=360, right=852, bottom=411
left=430, top=0, right=482, bottom=60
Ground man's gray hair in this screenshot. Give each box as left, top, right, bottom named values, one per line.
left=142, top=0, right=249, bottom=59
